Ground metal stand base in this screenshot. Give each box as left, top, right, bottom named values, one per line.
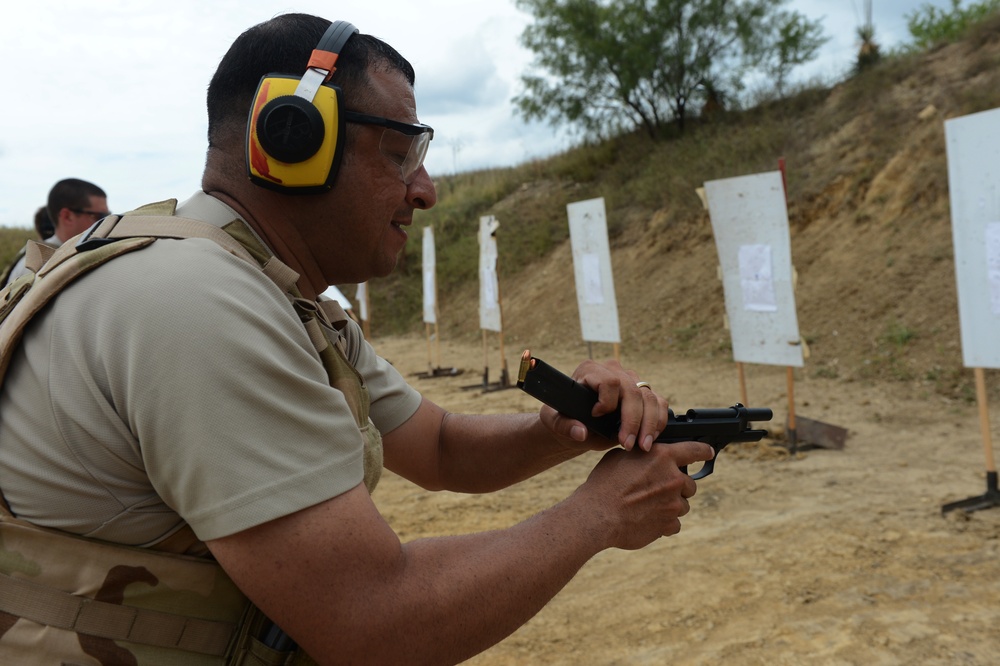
left=942, top=471, right=1000, bottom=514
left=461, top=367, right=516, bottom=393
left=413, top=366, right=464, bottom=380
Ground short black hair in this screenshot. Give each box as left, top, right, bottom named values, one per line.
left=206, top=13, right=415, bottom=147
left=47, top=178, right=107, bottom=223
left=33, top=206, right=54, bottom=239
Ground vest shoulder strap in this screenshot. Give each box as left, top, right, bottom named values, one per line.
left=0, top=238, right=57, bottom=288
left=0, top=211, right=303, bottom=386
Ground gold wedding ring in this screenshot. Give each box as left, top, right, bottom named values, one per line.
left=636, top=381, right=652, bottom=390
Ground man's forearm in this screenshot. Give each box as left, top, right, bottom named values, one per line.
left=435, top=412, right=587, bottom=493
left=383, top=399, right=591, bottom=494
left=386, top=493, right=606, bottom=664
left=210, top=483, right=614, bottom=666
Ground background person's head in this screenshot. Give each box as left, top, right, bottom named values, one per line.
left=46, top=178, right=109, bottom=242
left=33, top=206, right=54, bottom=240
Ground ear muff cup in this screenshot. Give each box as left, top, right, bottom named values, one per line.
left=245, top=20, right=358, bottom=194
left=256, top=95, right=326, bottom=164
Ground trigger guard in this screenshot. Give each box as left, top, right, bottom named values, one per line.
left=689, top=458, right=716, bottom=480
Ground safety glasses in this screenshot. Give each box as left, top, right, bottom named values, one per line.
left=69, top=208, right=112, bottom=220
left=342, top=110, right=433, bottom=183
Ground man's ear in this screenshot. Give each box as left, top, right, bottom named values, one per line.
left=56, top=207, right=74, bottom=229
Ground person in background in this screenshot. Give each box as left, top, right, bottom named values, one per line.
left=32, top=206, right=54, bottom=240
left=1, top=178, right=110, bottom=287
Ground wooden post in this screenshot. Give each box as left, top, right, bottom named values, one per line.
left=495, top=245, right=510, bottom=388
left=786, top=366, right=797, bottom=454
left=497, top=332, right=509, bottom=386
left=777, top=157, right=799, bottom=454
left=737, top=362, right=749, bottom=407
left=432, top=264, right=442, bottom=369
left=433, top=322, right=441, bottom=369
left=975, top=367, right=997, bottom=473
left=425, top=322, right=434, bottom=374
left=481, top=329, right=489, bottom=387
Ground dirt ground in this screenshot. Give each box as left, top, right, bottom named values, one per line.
left=371, top=334, right=1000, bottom=666
left=355, top=26, right=1000, bottom=665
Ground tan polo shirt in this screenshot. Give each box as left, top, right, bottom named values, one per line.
left=0, top=192, right=421, bottom=545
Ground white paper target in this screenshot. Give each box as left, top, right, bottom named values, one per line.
left=478, top=215, right=502, bottom=332
left=704, top=171, right=803, bottom=367
left=945, top=108, right=1000, bottom=369
left=567, top=198, right=621, bottom=343
left=422, top=226, right=437, bottom=324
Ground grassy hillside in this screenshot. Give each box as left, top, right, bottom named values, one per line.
left=0, top=228, right=37, bottom=269
left=367, top=14, right=1000, bottom=402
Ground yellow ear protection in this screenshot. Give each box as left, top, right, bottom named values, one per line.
left=246, top=20, right=359, bottom=194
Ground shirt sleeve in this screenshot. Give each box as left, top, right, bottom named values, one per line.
left=70, top=238, right=374, bottom=540
left=339, top=317, right=422, bottom=434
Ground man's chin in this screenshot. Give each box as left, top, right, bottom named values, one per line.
left=383, top=252, right=404, bottom=275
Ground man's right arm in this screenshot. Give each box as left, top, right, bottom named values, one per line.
left=207, top=439, right=710, bottom=665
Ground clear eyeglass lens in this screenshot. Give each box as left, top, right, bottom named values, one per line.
left=378, top=128, right=431, bottom=183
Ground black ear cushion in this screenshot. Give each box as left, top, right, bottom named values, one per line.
left=256, top=95, right=326, bottom=163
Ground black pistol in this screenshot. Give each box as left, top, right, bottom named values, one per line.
left=516, top=350, right=772, bottom=479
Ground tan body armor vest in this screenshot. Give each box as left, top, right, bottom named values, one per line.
left=0, top=202, right=383, bottom=665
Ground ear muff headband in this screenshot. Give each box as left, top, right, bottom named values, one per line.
left=309, top=20, right=359, bottom=76
left=247, top=20, right=359, bottom=194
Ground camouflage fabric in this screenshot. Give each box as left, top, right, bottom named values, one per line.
left=0, top=206, right=379, bottom=663
left=0, top=511, right=248, bottom=665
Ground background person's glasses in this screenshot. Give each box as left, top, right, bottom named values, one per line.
left=69, top=208, right=111, bottom=219
left=343, top=111, right=433, bottom=183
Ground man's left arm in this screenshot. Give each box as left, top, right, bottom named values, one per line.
left=382, top=401, right=576, bottom=492
left=382, top=359, right=670, bottom=493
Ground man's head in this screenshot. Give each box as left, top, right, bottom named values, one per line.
left=207, top=14, right=418, bottom=184
left=46, top=178, right=110, bottom=242
left=203, top=14, right=438, bottom=289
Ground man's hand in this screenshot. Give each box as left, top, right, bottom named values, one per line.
left=538, top=358, right=670, bottom=452
left=576, top=440, right=715, bottom=550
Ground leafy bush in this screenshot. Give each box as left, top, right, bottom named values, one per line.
left=905, top=0, right=1000, bottom=50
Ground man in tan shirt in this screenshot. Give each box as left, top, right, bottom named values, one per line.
left=0, top=13, right=712, bottom=664
left=1, top=178, right=110, bottom=286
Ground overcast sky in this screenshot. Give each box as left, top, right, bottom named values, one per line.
left=0, top=0, right=954, bottom=228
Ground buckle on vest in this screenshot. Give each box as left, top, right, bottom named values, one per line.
left=75, top=217, right=120, bottom=252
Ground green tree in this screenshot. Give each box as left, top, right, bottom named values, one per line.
left=755, top=10, right=829, bottom=95
left=513, top=0, right=825, bottom=138
left=906, top=0, right=1000, bottom=50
